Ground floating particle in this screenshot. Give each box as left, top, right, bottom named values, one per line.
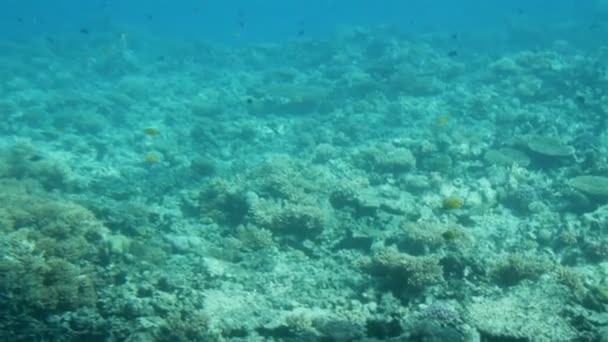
left=143, top=127, right=161, bottom=136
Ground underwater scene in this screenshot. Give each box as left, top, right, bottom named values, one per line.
left=2, top=0, right=608, bottom=341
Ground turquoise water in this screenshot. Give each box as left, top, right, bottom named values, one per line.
left=1, top=1, right=608, bottom=341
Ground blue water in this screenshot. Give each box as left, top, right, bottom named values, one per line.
left=1, top=0, right=602, bottom=42
left=1, top=1, right=608, bottom=341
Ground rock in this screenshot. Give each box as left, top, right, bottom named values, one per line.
left=165, top=234, right=203, bottom=253
left=376, top=148, right=416, bottom=173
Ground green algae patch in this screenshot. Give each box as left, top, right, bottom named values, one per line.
left=568, top=176, right=608, bottom=197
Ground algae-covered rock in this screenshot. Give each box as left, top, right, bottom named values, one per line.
left=568, top=176, right=608, bottom=197
left=361, top=247, right=443, bottom=290
left=249, top=199, right=327, bottom=239
left=355, top=145, right=416, bottom=174
left=421, top=154, right=452, bottom=172
left=376, top=148, right=416, bottom=173
left=494, top=253, right=552, bottom=286
left=466, top=284, right=577, bottom=341
left=398, top=222, right=447, bottom=255
left=197, top=178, right=249, bottom=226
left=524, top=135, right=574, bottom=157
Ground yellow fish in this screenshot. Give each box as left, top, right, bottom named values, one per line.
left=145, top=154, right=159, bottom=163
left=143, top=127, right=161, bottom=136
left=436, top=116, right=449, bottom=125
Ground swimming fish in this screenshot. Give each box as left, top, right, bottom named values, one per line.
left=145, top=154, right=159, bottom=163
left=437, top=116, right=449, bottom=125
left=143, top=127, right=161, bottom=136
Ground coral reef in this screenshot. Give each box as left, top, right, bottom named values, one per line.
left=3, top=22, right=608, bottom=340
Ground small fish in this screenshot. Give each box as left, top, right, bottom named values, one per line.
left=79, top=28, right=90, bottom=34
left=297, top=21, right=305, bottom=36
left=145, top=154, right=159, bottom=163
left=143, top=127, right=161, bottom=136
left=28, top=154, right=44, bottom=162
left=447, top=50, right=458, bottom=57
left=437, top=116, right=449, bottom=125
left=237, top=10, right=245, bottom=28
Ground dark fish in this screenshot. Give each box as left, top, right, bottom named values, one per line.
left=589, top=18, right=599, bottom=31
left=450, top=33, right=458, bottom=40
left=16, top=16, right=24, bottom=23
left=79, top=28, right=90, bottom=34
left=297, top=21, right=305, bottom=36
left=246, top=98, right=254, bottom=104
left=237, top=10, right=245, bottom=27
left=28, top=154, right=44, bottom=162
left=447, top=50, right=458, bottom=57
left=146, top=15, right=153, bottom=21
